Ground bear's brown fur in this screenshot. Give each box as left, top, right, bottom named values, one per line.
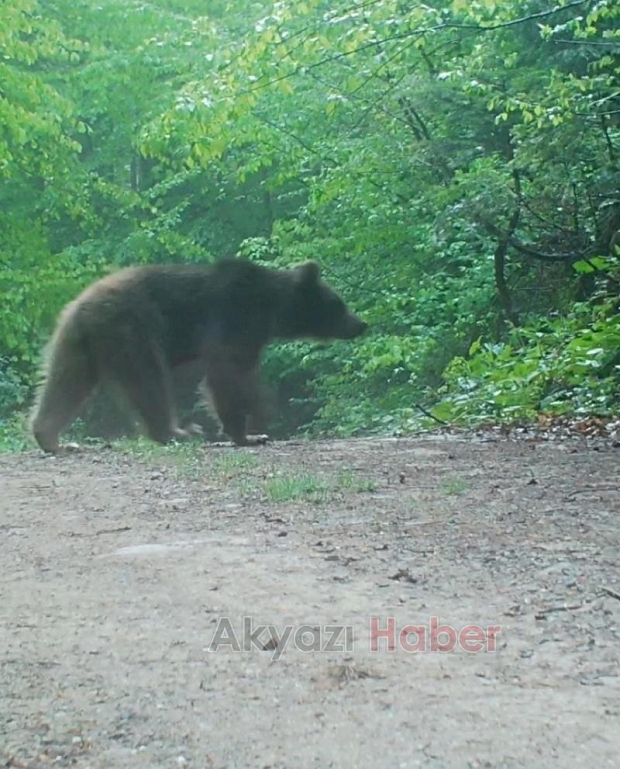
left=30, top=259, right=367, bottom=452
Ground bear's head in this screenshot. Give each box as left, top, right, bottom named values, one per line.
left=276, top=261, right=368, bottom=341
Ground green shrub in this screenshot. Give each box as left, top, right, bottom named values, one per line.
left=437, top=301, right=620, bottom=423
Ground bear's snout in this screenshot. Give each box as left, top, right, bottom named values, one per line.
left=340, top=314, right=368, bottom=339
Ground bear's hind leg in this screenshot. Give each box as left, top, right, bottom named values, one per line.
left=30, top=346, right=97, bottom=453
left=109, top=344, right=185, bottom=445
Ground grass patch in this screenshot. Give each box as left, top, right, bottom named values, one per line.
left=440, top=477, right=470, bottom=495
left=265, top=474, right=331, bottom=503
left=264, top=468, right=376, bottom=503
left=113, top=435, right=202, bottom=459
left=336, top=470, right=377, bottom=493
left=213, top=451, right=259, bottom=475
left=113, top=438, right=262, bottom=482
left=112, top=436, right=207, bottom=477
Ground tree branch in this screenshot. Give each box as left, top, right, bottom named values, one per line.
left=241, top=1, right=590, bottom=96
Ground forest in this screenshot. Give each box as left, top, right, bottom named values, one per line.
left=1, top=0, right=619, bottom=446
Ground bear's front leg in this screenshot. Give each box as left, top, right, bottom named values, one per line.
left=203, top=357, right=266, bottom=446
left=217, top=408, right=249, bottom=446
left=211, top=403, right=268, bottom=446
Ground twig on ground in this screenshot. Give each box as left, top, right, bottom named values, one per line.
left=415, top=404, right=449, bottom=425
left=535, top=603, right=583, bottom=619
left=602, top=586, right=620, bottom=602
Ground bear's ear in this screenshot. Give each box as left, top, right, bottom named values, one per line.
left=294, top=260, right=321, bottom=285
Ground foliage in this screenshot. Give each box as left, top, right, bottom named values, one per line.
left=0, top=357, right=30, bottom=451
left=263, top=469, right=375, bottom=503
left=1, top=0, right=619, bottom=448
left=439, top=297, right=620, bottom=423
left=0, top=358, right=27, bottom=416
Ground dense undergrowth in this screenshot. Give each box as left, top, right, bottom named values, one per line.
left=1, top=0, right=619, bottom=450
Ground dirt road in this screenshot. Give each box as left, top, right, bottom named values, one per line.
left=1, top=436, right=619, bottom=768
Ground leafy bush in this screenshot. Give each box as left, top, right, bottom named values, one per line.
left=438, top=301, right=620, bottom=424
left=0, top=360, right=30, bottom=451
left=0, top=359, right=28, bottom=417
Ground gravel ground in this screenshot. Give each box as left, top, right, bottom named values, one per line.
left=1, top=435, right=619, bottom=768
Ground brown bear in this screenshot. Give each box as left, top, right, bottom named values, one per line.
left=30, top=259, right=367, bottom=453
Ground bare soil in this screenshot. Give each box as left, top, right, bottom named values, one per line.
left=1, top=436, right=619, bottom=768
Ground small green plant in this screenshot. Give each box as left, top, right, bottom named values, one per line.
left=111, top=438, right=263, bottom=481
left=440, top=477, right=470, bottom=496
left=213, top=451, right=259, bottom=475
left=112, top=435, right=206, bottom=477
left=336, top=470, right=376, bottom=493
left=264, top=468, right=376, bottom=503
left=264, top=474, right=331, bottom=503
left=114, top=435, right=196, bottom=457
